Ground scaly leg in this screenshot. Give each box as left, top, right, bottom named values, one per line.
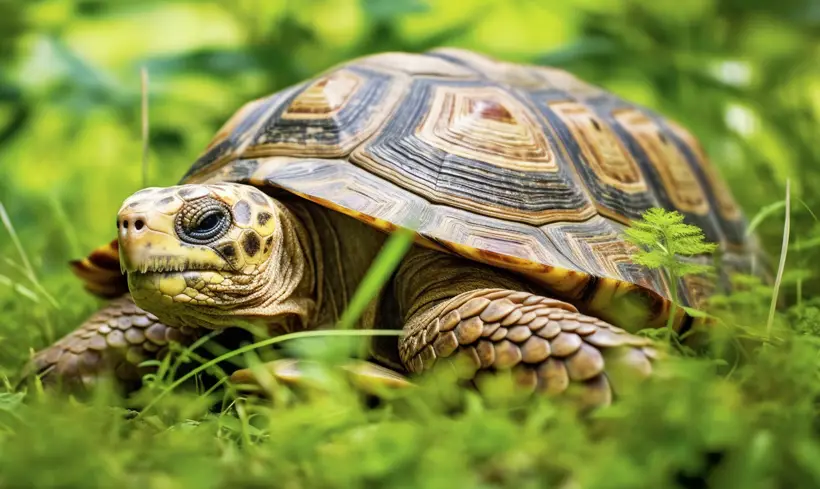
left=395, top=249, right=658, bottom=407
left=23, top=295, right=200, bottom=391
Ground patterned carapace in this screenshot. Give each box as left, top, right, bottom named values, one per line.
left=114, top=48, right=758, bottom=329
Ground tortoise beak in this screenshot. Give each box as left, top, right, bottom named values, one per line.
left=116, top=206, right=225, bottom=275
left=116, top=209, right=176, bottom=273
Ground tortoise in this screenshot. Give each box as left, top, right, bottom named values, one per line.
left=25, top=48, right=762, bottom=405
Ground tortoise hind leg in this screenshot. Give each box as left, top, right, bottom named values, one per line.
left=22, top=295, right=200, bottom=392
left=394, top=249, right=658, bottom=407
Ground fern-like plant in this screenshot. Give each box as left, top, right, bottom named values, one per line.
left=623, top=208, right=718, bottom=333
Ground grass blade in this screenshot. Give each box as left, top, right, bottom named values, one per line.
left=137, top=328, right=403, bottom=417
left=747, top=197, right=816, bottom=238
left=0, top=202, right=34, bottom=280
left=0, top=274, right=40, bottom=303
left=0, top=202, right=59, bottom=309
left=746, top=200, right=785, bottom=237
left=47, top=195, right=81, bottom=259
left=141, top=66, right=150, bottom=188
left=336, top=226, right=416, bottom=331
left=767, top=179, right=790, bottom=338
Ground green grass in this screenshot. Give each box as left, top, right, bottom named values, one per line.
left=2, top=198, right=820, bottom=488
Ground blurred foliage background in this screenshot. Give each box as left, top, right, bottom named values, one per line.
left=0, top=1, right=820, bottom=487
left=0, top=0, right=818, bottom=373
left=1, top=0, right=819, bottom=368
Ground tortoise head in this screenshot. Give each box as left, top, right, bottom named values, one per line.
left=116, top=183, right=314, bottom=331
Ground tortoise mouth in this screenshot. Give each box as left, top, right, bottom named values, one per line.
left=122, top=256, right=228, bottom=275
left=127, top=266, right=237, bottom=310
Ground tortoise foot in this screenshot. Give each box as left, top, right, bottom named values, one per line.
left=21, top=295, right=200, bottom=392
left=399, top=289, right=660, bottom=407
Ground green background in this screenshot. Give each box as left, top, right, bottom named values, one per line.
left=0, top=1, right=819, bottom=487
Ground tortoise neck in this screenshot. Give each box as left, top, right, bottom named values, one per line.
left=249, top=199, right=318, bottom=335
left=282, top=199, right=387, bottom=329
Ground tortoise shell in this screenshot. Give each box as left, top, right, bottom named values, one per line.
left=158, top=49, right=759, bottom=330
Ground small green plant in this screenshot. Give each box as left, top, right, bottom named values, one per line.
left=623, top=208, right=719, bottom=334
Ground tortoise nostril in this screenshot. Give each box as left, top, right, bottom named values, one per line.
left=135, top=220, right=144, bottom=231
left=123, top=220, right=129, bottom=229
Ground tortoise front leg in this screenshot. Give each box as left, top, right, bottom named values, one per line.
left=395, top=249, right=658, bottom=407
left=23, top=295, right=200, bottom=391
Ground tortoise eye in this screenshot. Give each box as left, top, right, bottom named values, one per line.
left=192, top=211, right=224, bottom=236
left=176, top=198, right=232, bottom=244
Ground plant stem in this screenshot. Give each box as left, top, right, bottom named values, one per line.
left=663, top=225, right=677, bottom=335
left=666, top=276, right=678, bottom=335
